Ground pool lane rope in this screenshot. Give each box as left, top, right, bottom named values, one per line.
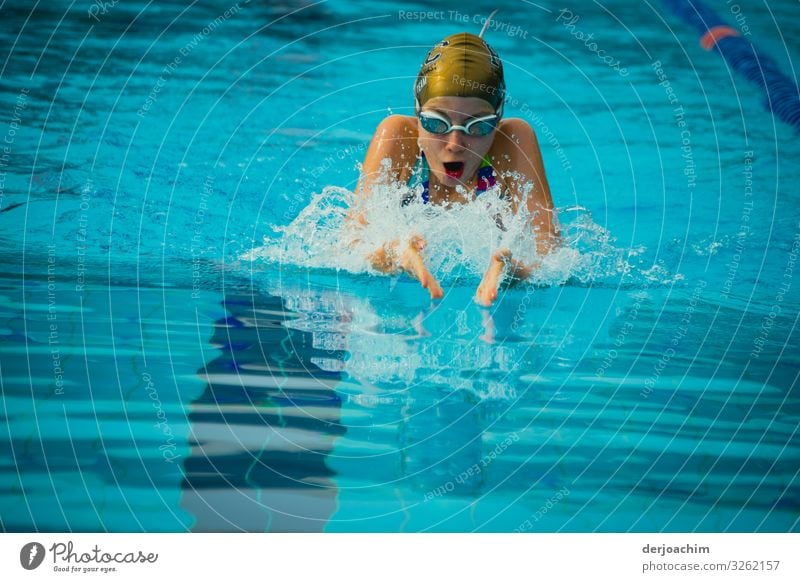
left=661, top=0, right=800, bottom=131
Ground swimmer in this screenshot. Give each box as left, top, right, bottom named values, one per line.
left=350, top=14, right=559, bottom=306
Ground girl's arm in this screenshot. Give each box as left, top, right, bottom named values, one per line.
left=475, top=118, right=560, bottom=306
left=349, top=115, right=418, bottom=226
left=350, top=115, right=443, bottom=299
left=491, top=117, right=560, bottom=255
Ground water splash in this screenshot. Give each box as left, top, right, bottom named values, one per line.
left=243, top=182, right=682, bottom=287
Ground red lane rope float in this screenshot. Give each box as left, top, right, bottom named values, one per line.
left=700, top=25, right=740, bottom=51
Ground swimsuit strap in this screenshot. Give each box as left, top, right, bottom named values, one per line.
left=402, top=152, right=429, bottom=206
left=403, top=152, right=496, bottom=206
left=476, top=155, right=497, bottom=192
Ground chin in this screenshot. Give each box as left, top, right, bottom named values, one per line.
left=436, top=164, right=478, bottom=188
left=437, top=173, right=462, bottom=187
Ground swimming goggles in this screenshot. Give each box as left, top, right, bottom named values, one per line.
left=418, top=111, right=500, bottom=136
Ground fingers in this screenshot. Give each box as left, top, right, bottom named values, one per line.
left=370, top=240, right=536, bottom=305
left=366, top=236, right=442, bottom=299
left=474, top=287, right=497, bottom=307
left=401, top=245, right=427, bottom=284
left=495, top=247, right=535, bottom=285
left=475, top=253, right=505, bottom=307
left=400, top=237, right=443, bottom=299
left=425, top=274, right=444, bottom=299
left=475, top=248, right=535, bottom=307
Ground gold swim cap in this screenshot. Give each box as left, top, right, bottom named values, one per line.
left=414, top=32, right=505, bottom=113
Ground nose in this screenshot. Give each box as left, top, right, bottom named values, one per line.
left=444, top=129, right=467, bottom=151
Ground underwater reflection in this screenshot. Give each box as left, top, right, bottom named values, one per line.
left=181, top=293, right=345, bottom=532
left=270, top=280, right=544, bottom=528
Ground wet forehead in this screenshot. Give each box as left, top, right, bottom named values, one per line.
left=422, top=96, right=495, bottom=119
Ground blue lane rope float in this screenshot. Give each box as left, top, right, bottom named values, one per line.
left=661, top=0, right=800, bottom=131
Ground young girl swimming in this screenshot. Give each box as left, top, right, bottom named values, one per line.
left=350, top=18, right=559, bottom=306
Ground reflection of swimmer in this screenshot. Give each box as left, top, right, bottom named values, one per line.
left=349, top=14, right=560, bottom=306
left=181, top=293, right=345, bottom=532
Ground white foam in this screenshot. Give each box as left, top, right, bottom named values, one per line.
left=243, top=181, right=682, bottom=287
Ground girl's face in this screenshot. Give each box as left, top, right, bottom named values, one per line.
left=417, top=96, right=498, bottom=189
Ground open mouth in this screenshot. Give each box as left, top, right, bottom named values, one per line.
left=443, top=161, right=465, bottom=179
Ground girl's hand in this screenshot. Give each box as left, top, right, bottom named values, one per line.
left=475, top=248, right=537, bottom=307
left=400, top=235, right=444, bottom=299
left=366, top=235, right=443, bottom=300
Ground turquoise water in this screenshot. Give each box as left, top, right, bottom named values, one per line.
left=1, top=0, right=798, bottom=532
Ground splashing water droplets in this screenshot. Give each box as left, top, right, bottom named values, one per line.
left=243, top=179, right=681, bottom=287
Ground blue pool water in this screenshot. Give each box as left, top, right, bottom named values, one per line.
left=1, top=0, right=799, bottom=532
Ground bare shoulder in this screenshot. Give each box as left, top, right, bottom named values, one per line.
left=361, top=115, right=419, bottom=185
left=487, top=117, right=553, bottom=212
left=490, top=118, right=540, bottom=162
left=358, top=115, right=420, bottom=197
left=374, top=114, right=419, bottom=141
left=488, top=117, right=547, bottom=178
